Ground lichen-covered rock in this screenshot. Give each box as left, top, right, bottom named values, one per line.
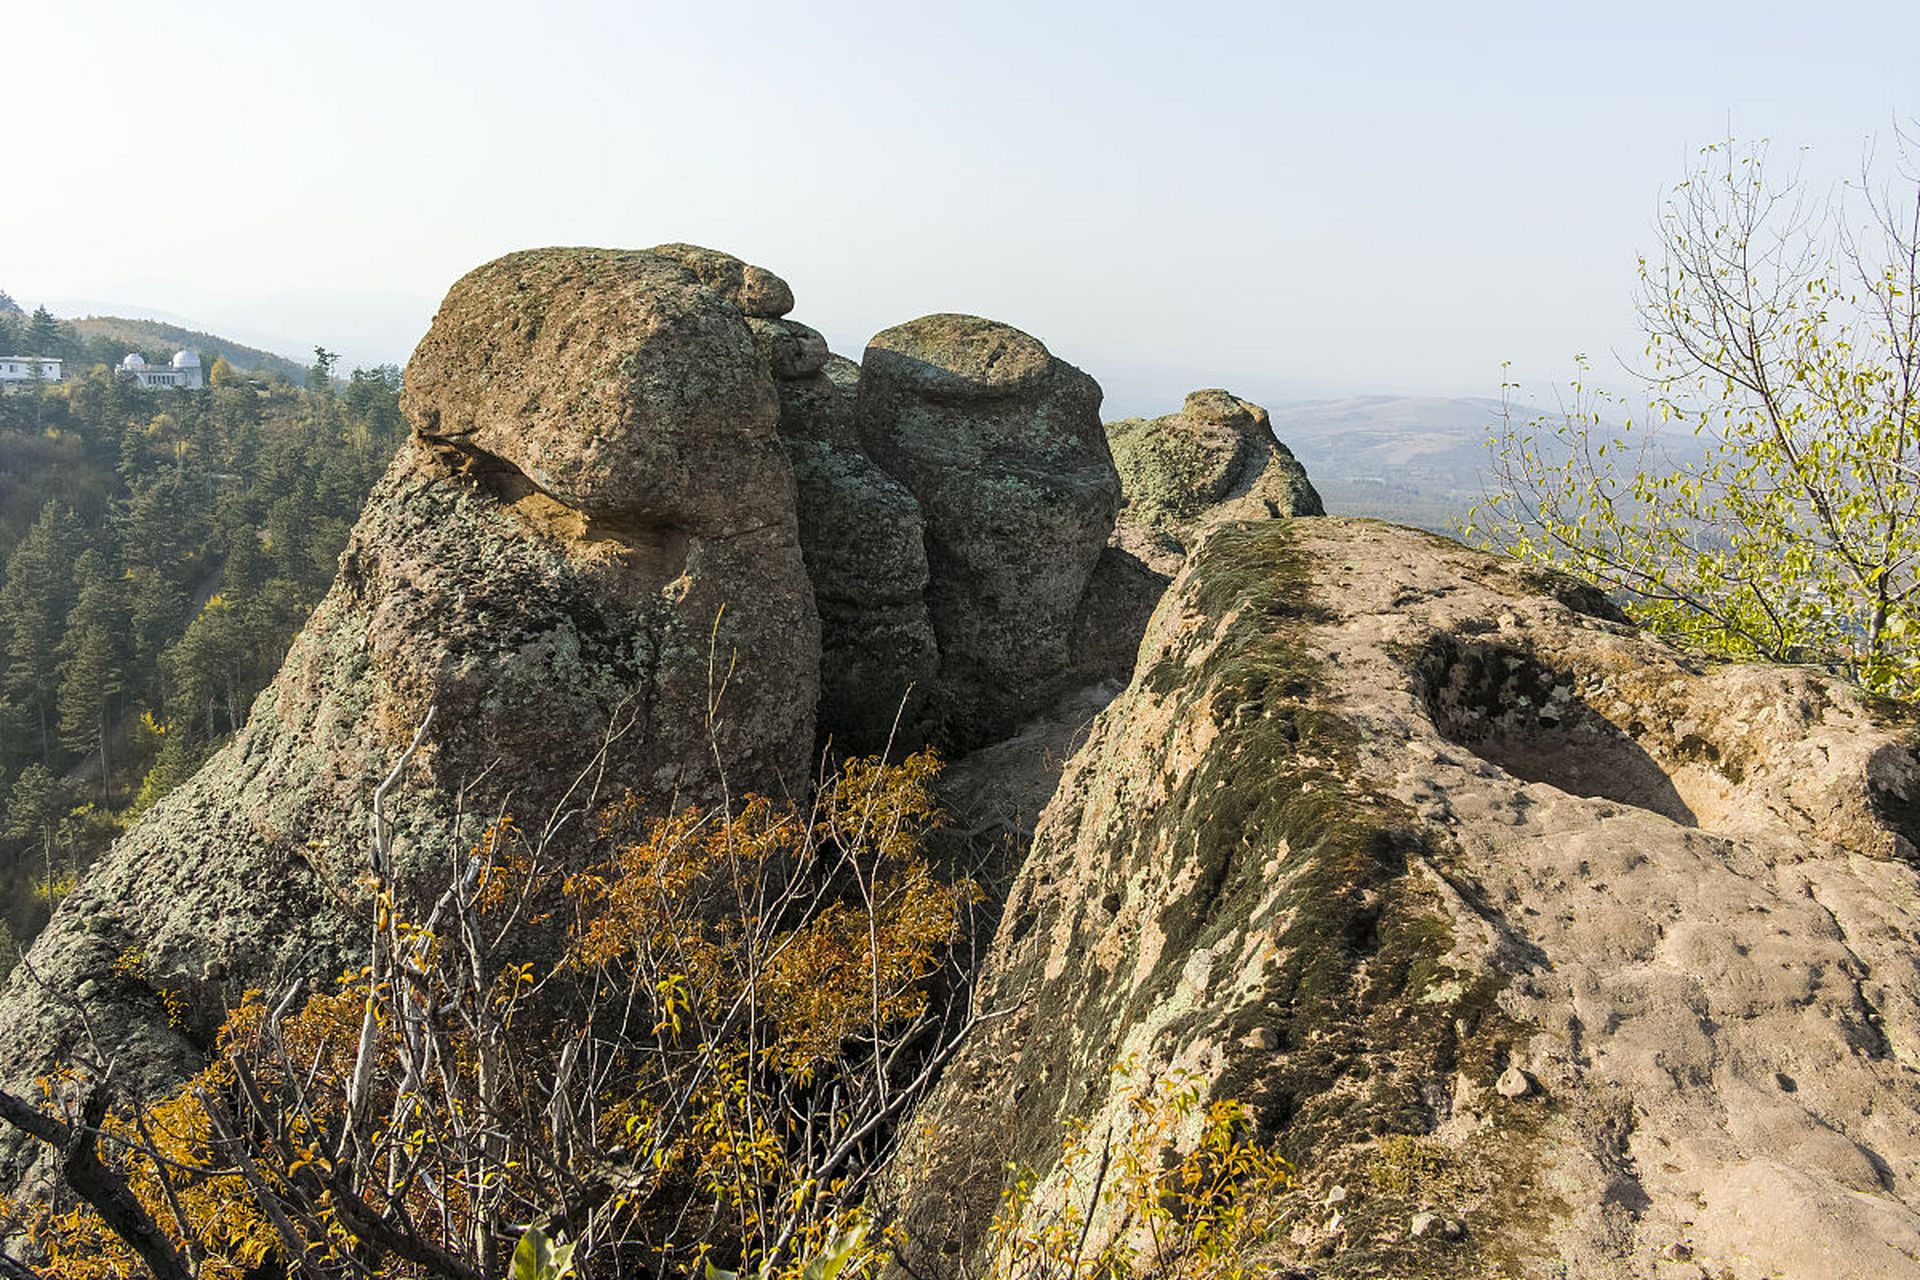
left=856, top=315, right=1119, bottom=744
left=1065, top=389, right=1323, bottom=687
left=402, top=246, right=790, bottom=527
left=893, top=517, right=1920, bottom=1280
left=0, top=248, right=822, bottom=1182
left=1106, top=387, right=1323, bottom=574
left=748, top=316, right=831, bottom=379
left=774, top=358, right=939, bottom=751
left=649, top=242, right=796, bottom=319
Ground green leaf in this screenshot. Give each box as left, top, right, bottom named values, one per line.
left=508, top=1227, right=577, bottom=1280
left=801, top=1225, right=867, bottom=1280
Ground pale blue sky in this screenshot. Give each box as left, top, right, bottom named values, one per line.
left=3, top=0, right=1914, bottom=413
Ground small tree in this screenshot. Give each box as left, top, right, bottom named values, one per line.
left=57, top=552, right=129, bottom=804
left=1472, top=131, right=1920, bottom=698
left=308, top=346, right=339, bottom=395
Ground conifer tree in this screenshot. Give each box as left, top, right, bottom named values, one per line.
left=23, top=306, right=62, bottom=360
left=1, top=761, right=69, bottom=862
left=0, top=502, right=83, bottom=765
left=57, top=550, right=128, bottom=803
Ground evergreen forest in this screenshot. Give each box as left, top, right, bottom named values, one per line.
left=0, top=309, right=406, bottom=964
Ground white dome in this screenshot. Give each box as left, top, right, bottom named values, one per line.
left=120, top=353, right=146, bottom=369
left=171, top=350, right=200, bottom=368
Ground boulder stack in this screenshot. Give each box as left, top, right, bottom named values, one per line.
left=401, top=246, right=821, bottom=792
left=856, top=314, right=1120, bottom=744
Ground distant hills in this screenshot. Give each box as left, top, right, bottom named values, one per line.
left=1269, top=394, right=1705, bottom=534
left=1268, top=395, right=1512, bottom=532
left=63, top=315, right=309, bottom=383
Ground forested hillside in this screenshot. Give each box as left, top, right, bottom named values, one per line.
left=0, top=346, right=406, bottom=961
left=0, top=293, right=303, bottom=384
left=64, top=315, right=310, bottom=384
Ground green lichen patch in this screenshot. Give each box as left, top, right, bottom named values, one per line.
left=1106, top=412, right=1245, bottom=537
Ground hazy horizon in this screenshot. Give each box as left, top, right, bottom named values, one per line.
left=4, top=0, right=1915, bottom=415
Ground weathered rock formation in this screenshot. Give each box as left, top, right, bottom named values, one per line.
left=774, top=353, right=940, bottom=752
left=402, top=246, right=821, bottom=793
left=1068, top=386, right=1325, bottom=688
left=893, top=516, right=1920, bottom=1280
left=1106, top=386, right=1324, bottom=574
left=8, top=241, right=1920, bottom=1280
left=856, top=314, right=1120, bottom=745
left=0, top=246, right=826, bottom=1141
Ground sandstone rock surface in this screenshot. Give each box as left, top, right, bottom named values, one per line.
left=896, top=516, right=1920, bottom=1280
left=857, top=315, right=1119, bottom=744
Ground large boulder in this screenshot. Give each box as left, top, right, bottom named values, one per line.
left=0, top=247, right=822, bottom=1165
left=856, top=315, right=1120, bottom=744
left=402, top=246, right=790, bottom=530
left=894, top=517, right=1920, bottom=1280
left=1071, top=388, right=1323, bottom=685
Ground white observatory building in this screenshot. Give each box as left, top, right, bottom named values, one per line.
left=120, top=350, right=204, bottom=390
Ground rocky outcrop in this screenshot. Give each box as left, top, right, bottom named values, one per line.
left=0, top=246, right=823, bottom=1145
left=774, top=354, right=939, bottom=752
left=13, top=241, right=1920, bottom=1279
left=856, top=315, right=1119, bottom=745
left=895, top=517, right=1920, bottom=1280
left=1071, top=386, right=1323, bottom=685
left=1106, top=387, right=1324, bottom=575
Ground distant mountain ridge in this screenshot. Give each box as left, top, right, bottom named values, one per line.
left=62, top=315, right=308, bottom=383
left=1267, top=393, right=1704, bottom=533
left=1266, top=394, right=1514, bottom=532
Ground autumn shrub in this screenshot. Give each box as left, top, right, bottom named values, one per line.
left=0, top=748, right=979, bottom=1280
left=985, top=1063, right=1294, bottom=1280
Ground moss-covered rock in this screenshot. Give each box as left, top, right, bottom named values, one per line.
left=891, top=516, right=1920, bottom=1279
left=1106, top=388, right=1323, bottom=573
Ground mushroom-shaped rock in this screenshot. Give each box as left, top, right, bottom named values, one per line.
left=402, top=246, right=791, bottom=528
left=856, top=315, right=1119, bottom=744
left=399, top=245, right=819, bottom=795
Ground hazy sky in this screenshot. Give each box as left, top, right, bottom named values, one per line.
left=4, top=1, right=1915, bottom=414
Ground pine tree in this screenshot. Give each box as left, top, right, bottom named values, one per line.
left=0, top=503, right=83, bottom=766
left=23, top=307, right=62, bottom=361
left=57, top=551, right=128, bottom=803
left=1, top=762, right=70, bottom=861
